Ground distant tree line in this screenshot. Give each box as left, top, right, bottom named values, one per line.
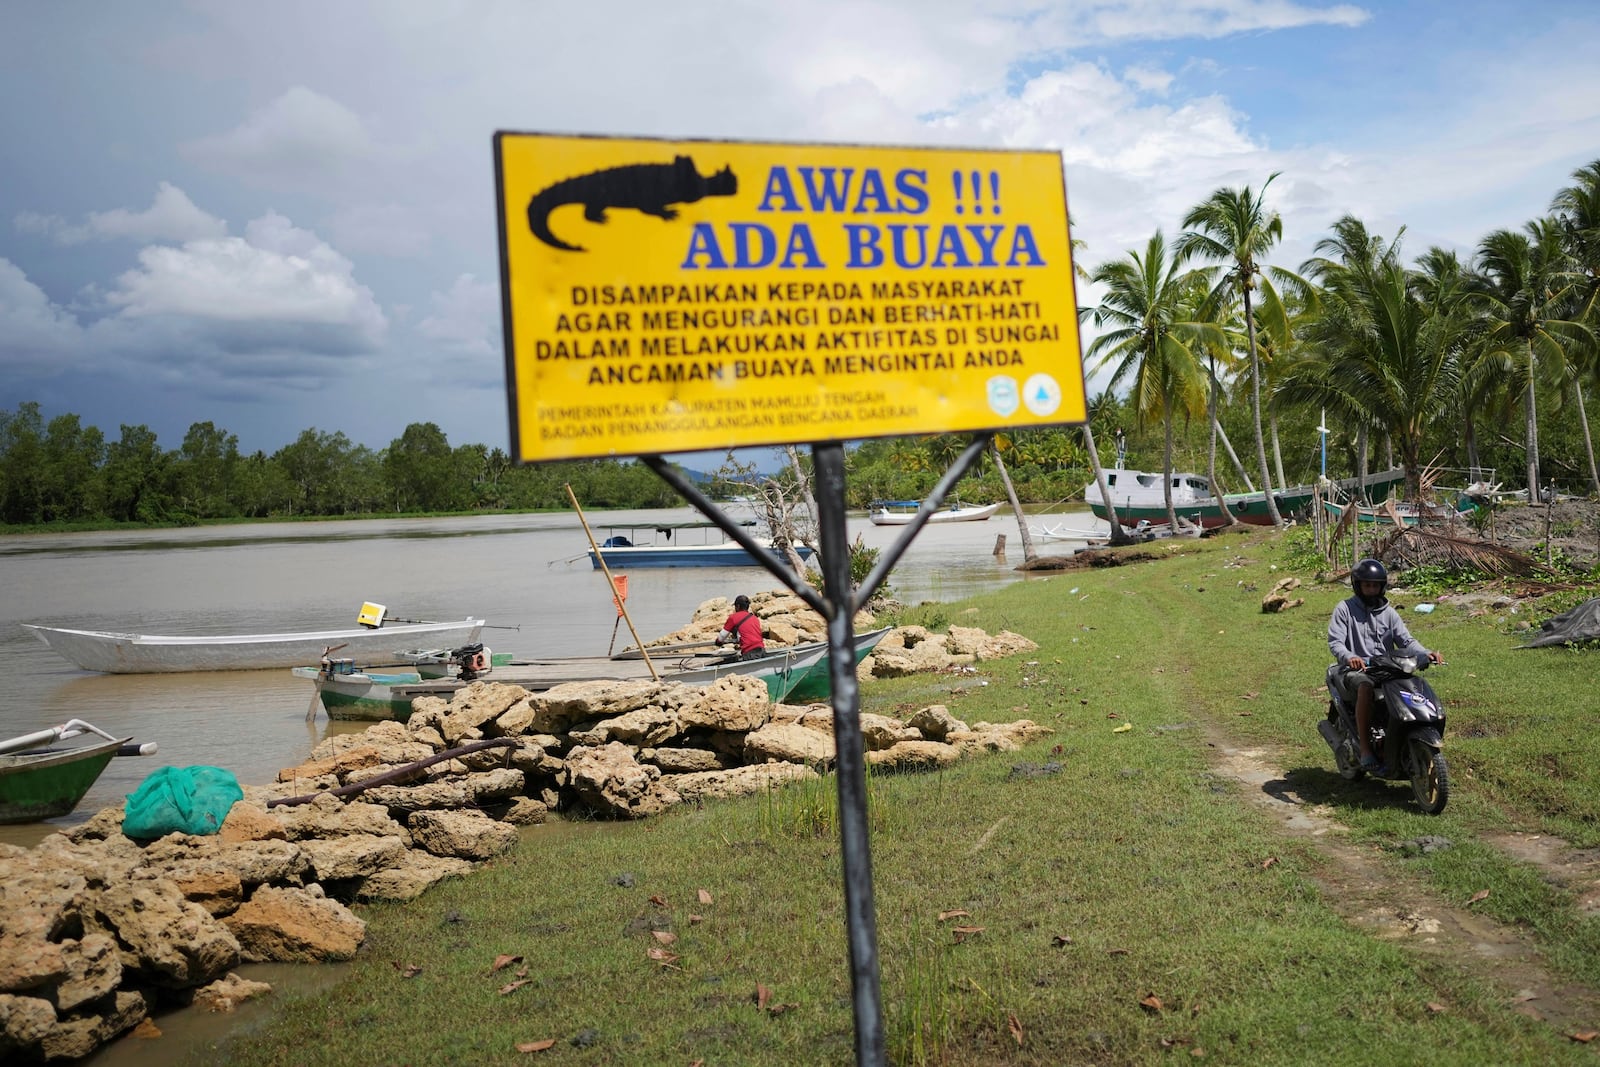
left=0, top=402, right=682, bottom=527
left=9, top=388, right=1594, bottom=532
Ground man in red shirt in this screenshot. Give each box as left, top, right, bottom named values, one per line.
left=717, top=595, right=766, bottom=659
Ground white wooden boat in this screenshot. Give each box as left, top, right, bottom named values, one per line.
left=1032, top=519, right=1173, bottom=546
left=23, top=614, right=486, bottom=674
left=1029, top=522, right=1101, bottom=544
left=868, top=500, right=1000, bottom=525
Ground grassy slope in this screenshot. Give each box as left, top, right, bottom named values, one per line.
left=200, top=532, right=1599, bottom=1066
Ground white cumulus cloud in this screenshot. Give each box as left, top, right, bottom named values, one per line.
left=106, top=212, right=387, bottom=352
left=12, top=183, right=226, bottom=245
left=182, top=86, right=378, bottom=189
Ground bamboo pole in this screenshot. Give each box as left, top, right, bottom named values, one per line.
left=564, top=484, right=657, bottom=680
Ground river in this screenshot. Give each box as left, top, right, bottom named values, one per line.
left=1, top=504, right=1098, bottom=850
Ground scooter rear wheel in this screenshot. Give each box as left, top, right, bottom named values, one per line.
left=1408, top=739, right=1449, bottom=814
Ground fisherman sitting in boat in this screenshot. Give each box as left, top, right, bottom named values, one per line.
left=716, top=595, right=766, bottom=660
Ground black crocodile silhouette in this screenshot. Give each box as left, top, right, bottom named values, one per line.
left=526, top=156, right=738, bottom=252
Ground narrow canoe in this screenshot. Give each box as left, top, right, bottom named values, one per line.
left=294, top=642, right=830, bottom=722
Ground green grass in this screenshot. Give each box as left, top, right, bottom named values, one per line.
left=196, top=532, right=1600, bottom=1066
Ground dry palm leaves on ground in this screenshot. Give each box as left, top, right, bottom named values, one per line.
left=1370, top=524, right=1538, bottom=578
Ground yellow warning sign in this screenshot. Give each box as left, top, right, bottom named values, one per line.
left=494, top=133, right=1086, bottom=462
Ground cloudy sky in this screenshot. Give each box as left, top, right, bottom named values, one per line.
left=3, top=0, right=1598, bottom=459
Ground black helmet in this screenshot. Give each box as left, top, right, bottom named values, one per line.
left=1351, top=558, right=1388, bottom=608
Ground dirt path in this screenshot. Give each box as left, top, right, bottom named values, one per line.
left=1198, top=721, right=1600, bottom=1037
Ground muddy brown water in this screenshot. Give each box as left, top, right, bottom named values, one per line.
left=1, top=508, right=1090, bottom=851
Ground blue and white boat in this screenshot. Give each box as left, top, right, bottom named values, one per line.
left=586, top=520, right=814, bottom=569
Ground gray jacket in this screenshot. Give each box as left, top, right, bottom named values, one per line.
left=1328, top=595, right=1428, bottom=667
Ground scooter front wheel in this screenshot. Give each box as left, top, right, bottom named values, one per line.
left=1408, top=739, right=1449, bottom=814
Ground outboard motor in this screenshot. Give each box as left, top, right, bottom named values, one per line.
left=453, top=643, right=488, bottom=681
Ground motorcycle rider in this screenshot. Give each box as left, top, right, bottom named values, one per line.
left=1328, top=558, right=1442, bottom=773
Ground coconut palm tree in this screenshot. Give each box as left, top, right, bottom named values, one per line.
left=1087, top=231, right=1222, bottom=530
left=1551, top=159, right=1600, bottom=494
left=1178, top=174, right=1287, bottom=525
left=1280, top=218, right=1463, bottom=500
left=1297, top=217, right=1411, bottom=495
left=1466, top=220, right=1592, bottom=498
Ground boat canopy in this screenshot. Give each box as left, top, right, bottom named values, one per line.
left=598, top=519, right=757, bottom=534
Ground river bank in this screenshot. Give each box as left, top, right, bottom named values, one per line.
left=114, top=528, right=1600, bottom=1066
left=2, top=599, right=1044, bottom=1063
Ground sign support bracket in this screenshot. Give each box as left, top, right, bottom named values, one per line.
left=642, top=433, right=994, bottom=1067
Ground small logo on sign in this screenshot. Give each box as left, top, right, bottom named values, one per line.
left=1022, top=374, right=1062, bottom=417
left=987, top=376, right=1019, bottom=417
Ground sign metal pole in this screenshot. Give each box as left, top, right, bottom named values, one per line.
left=812, top=441, right=884, bottom=1066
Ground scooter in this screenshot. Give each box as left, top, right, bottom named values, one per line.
left=1317, top=654, right=1449, bottom=814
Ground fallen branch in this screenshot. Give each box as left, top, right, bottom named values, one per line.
left=266, top=737, right=520, bottom=808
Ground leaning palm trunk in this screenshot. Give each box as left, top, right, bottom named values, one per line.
left=1575, top=383, right=1600, bottom=495
left=1241, top=288, right=1283, bottom=525
left=1525, top=340, right=1541, bottom=497
left=1464, top=414, right=1482, bottom=481
left=1084, top=425, right=1136, bottom=545
left=1270, top=412, right=1287, bottom=494
left=1207, top=358, right=1238, bottom=525
left=991, top=443, right=1035, bottom=560
left=1216, top=421, right=1256, bottom=491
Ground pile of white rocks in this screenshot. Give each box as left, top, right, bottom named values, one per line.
left=648, top=592, right=1040, bottom=679
left=0, top=620, right=1041, bottom=1063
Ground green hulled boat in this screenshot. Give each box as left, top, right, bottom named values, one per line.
left=781, top=627, right=893, bottom=703
left=0, top=720, right=158, bottom=824
left=1086, top=468, right=1406, bottom=529
left=294, top=641, right=830, bottom=722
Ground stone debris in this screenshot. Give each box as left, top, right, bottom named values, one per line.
left=0, top=619, right=1039, bottom=1063
left=1261, top=576, right=1305, bottom=613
